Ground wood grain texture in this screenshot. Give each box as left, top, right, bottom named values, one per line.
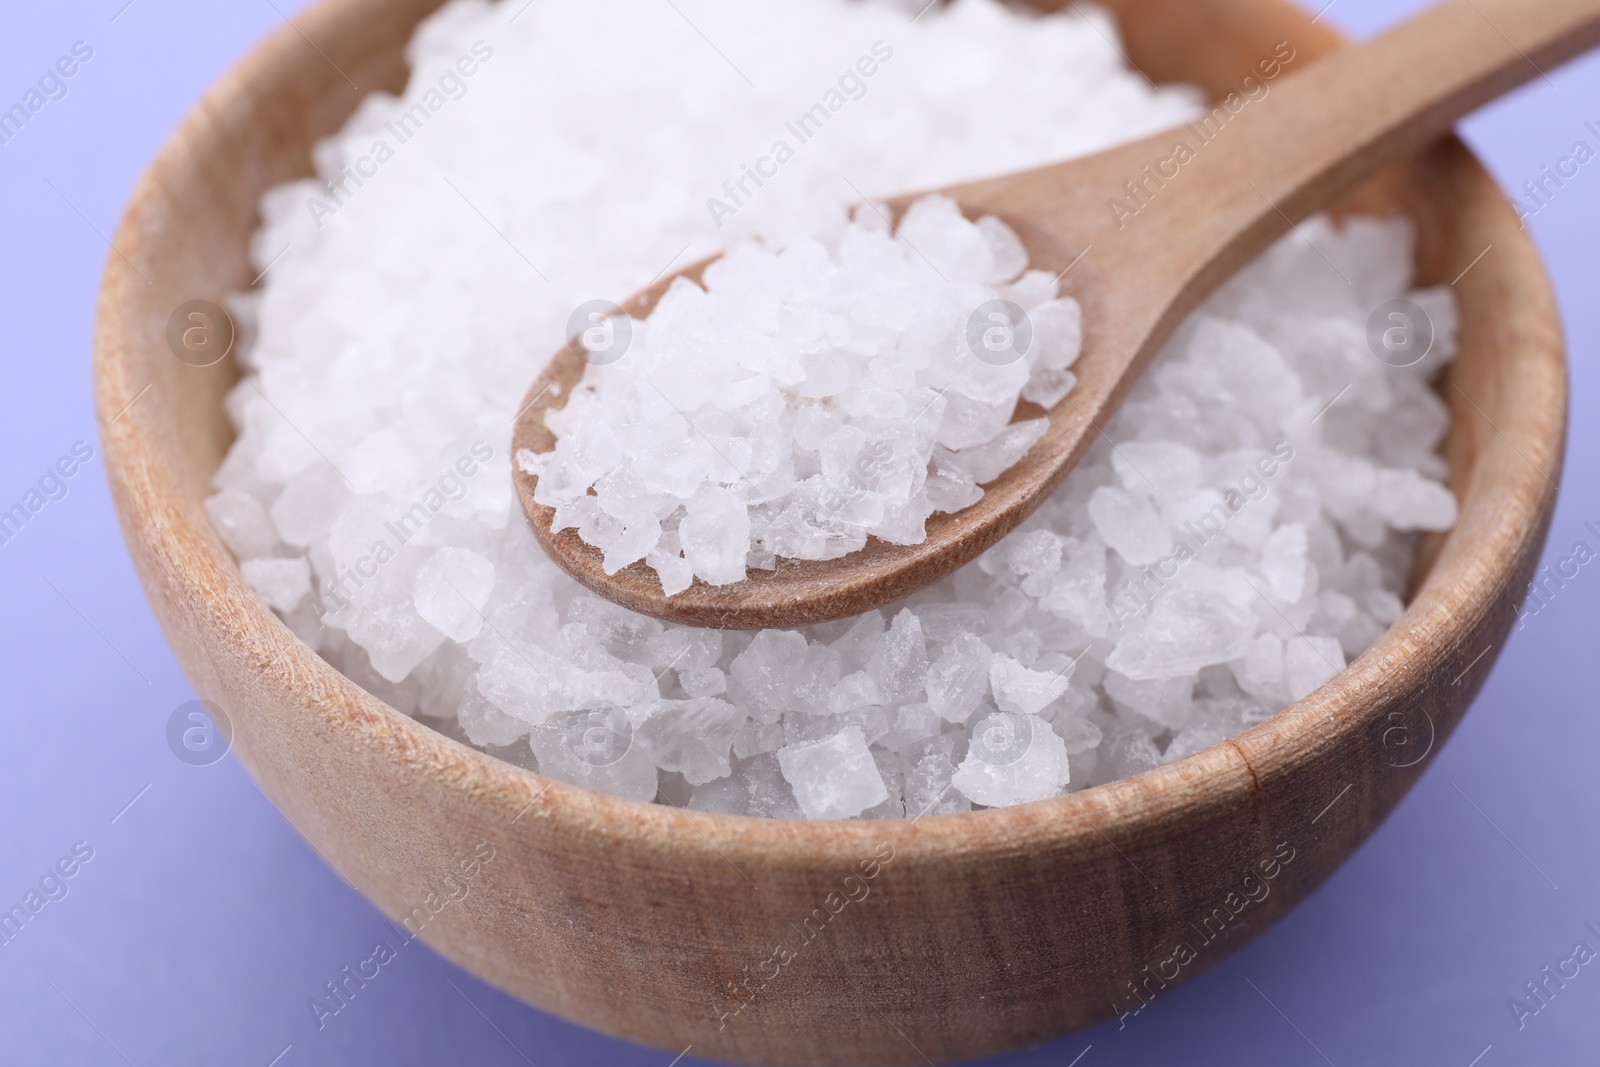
left=93, top=0, right=1565, bottom=1063
left=513, top=0, right=1595, bottom=630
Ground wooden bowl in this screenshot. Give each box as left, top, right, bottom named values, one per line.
left=93, top=0, right=1564, bottom=1063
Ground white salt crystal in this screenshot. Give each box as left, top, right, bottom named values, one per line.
left=1242, top=633, right=1284, bottom=687
left=1003, top=270, right=1059, bottom=312
left=1039, top=537, right=1111, bottom=637
left=831, top=610, right=885, bottom=673
left=988, top=529, right=1064, bottom=587
left=474, top=641, right=572, bottom=728
left=1284, top=636, right=1346, bottom=701
left=1099, top=720, right=1164, bottom=782
left=989, top=655, right=1071, bottom=716
left=898, top=195, right=995, bottom=282
left=206, top=490, right=277, bottom=559
left=604, top=515, right=662, bottom=576
left=690, top=753, right=805, bottom=818
left=1363, top=587, right=1405, bottom=626
left=645, top=627, right=724, bottom=672
left=829, top=671, right=885, bottom=715
left=1104, top=672, right=1194, bottom=731
left=1373, top=468, right=1458, bottom=530
left=1054, top=713, right=1103, bottom=756
left=866, top=609, right=929, bottom=705
left=926, top=632, right=991, bottom=722
left=529, top=716, right=660, bottom=803
left=1028, top=299, right=1084, bottom=371
left=730, top=630, right=810, bottom=713
left=976, top=214, right=1028, bottom=283
left=681, top=486, right=751, bottom=587
left=743, top=754, right=806, bottom=819
left=778, top=725, right=889, bottom=819
left=1022, top=367, right=1078, bottom=409
left=679, top=667, right=727, bottom=699
left=687, top=774, right=747, bottom=816
left=457, top=684, right=528, bottom=748
left=240, top=557, right=311, bottom=613
left=1163, top=697, right=1266, bottom=764
left=944, top=419, right=1050, bottom=485
left=269, top=467, right=345, bottom=548
left=1259, top=523, right=1310, bottom=603
left=414, top=547, right=495, bottom=642
left=1089, top=486, right=1170, bottom=565
left=648, top=546, right=695, bottom=597
left=348, top=593, right=448, bottom=684
left=636, top=697, right=744, bottom=785
left=732, top=718, right=783, bottom=759
left=906, top=750, right=970, bottom=817
left=514, top=449, right=545, bottom=477
left=1106, top=591, right=1257, bottom=680
left=951, top=711, right=1070, bottom=807
left=1113, top=441, right=1201, bottom=494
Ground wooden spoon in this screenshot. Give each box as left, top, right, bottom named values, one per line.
left=514, top=0, right=1599, bottom=630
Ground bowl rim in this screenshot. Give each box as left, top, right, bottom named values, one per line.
left=92, top=0, right=1567, bottom=866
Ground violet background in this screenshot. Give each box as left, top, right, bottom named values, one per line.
left=1, top=0, right=1597, bottom=1064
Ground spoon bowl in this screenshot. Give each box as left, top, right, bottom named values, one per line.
left=516, top=0, right=1599, bottom=630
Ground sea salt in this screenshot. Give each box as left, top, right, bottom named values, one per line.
left=211, top=0, right=1458, bottom=820
left=531, top=198, right=1078, bottom=590
left=950, top=708, right=1071, bottom=808
left=240, top=557, right=311, bottom=613
left=413, top=547, right=495, bottom=641
left=778, top=726, right=889, bottom=819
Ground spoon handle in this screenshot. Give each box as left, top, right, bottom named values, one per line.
left=1101, top=0, right=1600, bottom=286
left=1228, top=0, right=1597, bottom=227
